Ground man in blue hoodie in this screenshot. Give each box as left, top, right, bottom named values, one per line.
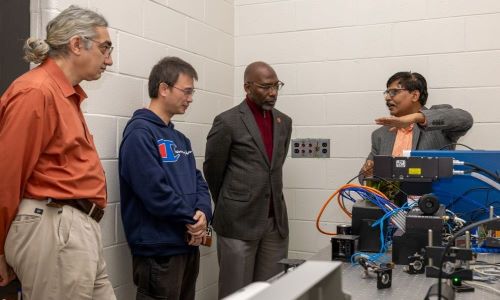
left=119, top=57, right=212, bottom=300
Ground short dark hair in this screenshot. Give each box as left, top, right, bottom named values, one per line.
left=148, top=56, right=198, bottom=98
left=387, top=72, right=428, bottom=106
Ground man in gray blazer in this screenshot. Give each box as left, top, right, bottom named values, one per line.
left=361, top=71, right=473, bottom=179
left=203, top=61, right=292, bottom=298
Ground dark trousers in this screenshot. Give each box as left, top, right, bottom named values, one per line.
left=133, top=250, right=200, bottom=300
left=217, top=219, right=288, bottom=299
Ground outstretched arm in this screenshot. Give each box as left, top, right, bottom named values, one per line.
left=375, top=112, right=426, bottom=132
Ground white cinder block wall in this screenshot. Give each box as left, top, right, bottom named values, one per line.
left=235, top=0, right=500, bottom=260
left=27, top=0, right=500, bottom=299
left=31, top=1, right=233, bottom=299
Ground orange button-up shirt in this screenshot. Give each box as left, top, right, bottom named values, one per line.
left=0, top=58, right=107, bottom=254
left=391, top=124, right=414, bottom=157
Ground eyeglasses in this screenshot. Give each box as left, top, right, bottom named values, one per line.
left=171, top=85, right=195, bottom=96
left=383, top=88, right=407, bottom=97
left=247, top=81, right=285, bottom=92
left=83, top=36, right=114, bottom=58
left=164, top=83, right=195, bottom=96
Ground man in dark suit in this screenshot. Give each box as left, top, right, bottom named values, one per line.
left=361, top=71, right=473, bottom=179
left=203, top=61, right=292, bottom=298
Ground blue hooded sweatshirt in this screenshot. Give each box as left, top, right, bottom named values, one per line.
left=119, top=108, right=212, bottom=257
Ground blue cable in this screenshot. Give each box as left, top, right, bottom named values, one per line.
left=340, top=187, right=399, bottom=214
left=340, top=186, right=416, bottom=265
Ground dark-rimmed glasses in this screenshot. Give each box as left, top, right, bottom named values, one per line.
left=83, top=36, right=114, bottom=58
left=247, top=81, right=285, bottom=92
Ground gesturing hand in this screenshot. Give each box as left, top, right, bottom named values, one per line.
left=375, top=113, right=425, bottom=132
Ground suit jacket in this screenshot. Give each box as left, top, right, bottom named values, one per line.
left=203, top=100, right=292, bottom=240
left=367, top=104, right=473, bottom=160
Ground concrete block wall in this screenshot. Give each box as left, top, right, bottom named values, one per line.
left=26, top=0, right=500, bottom=298
left=31, top=0, right=233, bottom=299
left=235, top=0, right=500, bottom=260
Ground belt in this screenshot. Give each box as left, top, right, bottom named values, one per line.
left=47, top=198, right=104, bottom=223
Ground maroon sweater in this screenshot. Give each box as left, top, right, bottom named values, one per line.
left=246, top=97, right=273, bottom=160
left=246, top=98, right=275, bottom=217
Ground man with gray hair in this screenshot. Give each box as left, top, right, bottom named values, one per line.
left=0, top=6, right=115, bottom=299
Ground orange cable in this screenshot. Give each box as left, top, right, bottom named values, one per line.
left=316, top=184, right=390, bottom=236
left=316, top=187, right=341, bottom=235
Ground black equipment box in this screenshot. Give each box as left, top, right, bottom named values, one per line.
left=351, top=201, right=387, bottom=252
left=373, top=155, right=453, bottom=182
left=331, top=235, right=358, bottom=261
left=392, top=205, right=445, bottom=265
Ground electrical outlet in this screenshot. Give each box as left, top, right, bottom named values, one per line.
left=317, top=139, right=330, bottom=158
left=292, top=138, right=315, bottom=158
left=291, top=138, right=330, bottom=158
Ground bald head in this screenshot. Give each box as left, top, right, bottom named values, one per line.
left=244, top=61, right=276, bottom=83
left=243, top=61, right=281, bottom=111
